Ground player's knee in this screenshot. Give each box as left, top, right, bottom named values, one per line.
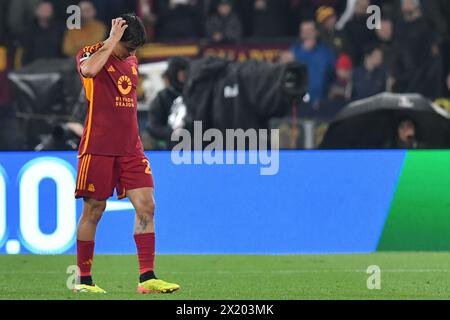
left=83, top=200, right=106, bottom=224
left=85, top=208, right=104, bottom=225
left=136, top=198, right=155, bottom=218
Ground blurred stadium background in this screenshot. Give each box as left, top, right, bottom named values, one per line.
left=0, top=0, right=450, bottom=299
left=0, top=0, right=449, bottom=150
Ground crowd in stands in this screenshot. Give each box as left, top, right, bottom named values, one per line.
left=0, top=0, right=450, bottom=149
left=280, top=0, right=450, bottom=106
left=1, top=0, right=449, bottom=94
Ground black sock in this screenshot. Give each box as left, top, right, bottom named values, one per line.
left=140, top=271, right=157, bottom=283
left=80, top=276, right=94, bottom=286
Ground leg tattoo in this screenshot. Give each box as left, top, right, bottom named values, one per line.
left=137, top=215, right=149, bottom=233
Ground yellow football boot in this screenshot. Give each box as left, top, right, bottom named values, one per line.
left=137, top=279, right=180, bottom=294
left=73, top=284, right=107, bottom=294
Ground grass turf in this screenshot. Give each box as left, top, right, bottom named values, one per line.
left=0, top=253, right=449, bottom=300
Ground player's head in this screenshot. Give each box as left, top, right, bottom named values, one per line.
left=115, top=13, right=147, bottom=58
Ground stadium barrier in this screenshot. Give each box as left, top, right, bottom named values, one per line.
left=0, top=150, right=449, bottom=254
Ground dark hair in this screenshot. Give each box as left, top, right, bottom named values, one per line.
left=363, top=43, right=381, bottom=57
left=165, top=56, right=190, bottom=91
left=218, top=0, right=233, bottom=6
left=395, top=116, right=419, bottom=139
left=397, top=117, right=417, bottom=128
left=119, top=13, right=147, bottom=48
left=300, top=19, right=318, bottom=30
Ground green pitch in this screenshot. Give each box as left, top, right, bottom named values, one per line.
left=0, top=253, right=449, bottom=300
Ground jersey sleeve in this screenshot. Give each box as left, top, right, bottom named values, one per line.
left=76, top=42, right=104, bottom=77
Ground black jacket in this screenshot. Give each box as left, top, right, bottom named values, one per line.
left=183, top=57, right=291, bottom=135
left=147, top=86, right=181, bottom=143
left=22, top=19, right=65, bottom=66
left=392, top=18, right=442, bottom=98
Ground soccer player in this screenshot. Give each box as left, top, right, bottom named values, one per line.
left=72, top=14, right=180, bottom=294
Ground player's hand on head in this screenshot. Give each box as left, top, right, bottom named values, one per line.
left=109, top=18, right=128, bottom=43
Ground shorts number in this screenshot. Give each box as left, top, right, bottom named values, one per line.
left=142, top=159, right=152, bottom=175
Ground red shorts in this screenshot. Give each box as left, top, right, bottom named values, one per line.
left=75, top=153, right=154, bottom=201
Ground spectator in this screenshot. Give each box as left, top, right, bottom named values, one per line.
left=328, top=54, right=353, bottom=102
left=206, top=0, right=243, bottom=44
left=251, top=0, right=290, bottom=38
left=34, top=99, right=87, bottom=151
left=137, top=0, right=157, bottom=42
left=156, top=0, right=203, bottom=41
left=386, top=118, right=423, bottom=149
left=62, top=0, right=107, bottom=57
left=391, top=0, right=448, bottom=41
left=89, top=0, right=136, bottom=26
left=391, top=0, right=442, bottom=98
left=292, top=0, right=346, bottom=19
left=22, top=2, right=65, bottom=66
left=375, top=18, right=394, bottom=69
left=283, top=20, right=336, bottom=103
left=7, top=0, right=41, bottom=41
left=315, top=5, right=349, bottom=54
left=352, top=45, right=387, bottom=100
left=337, top=0, right=395, bottom=29
left=343, top=0, right=377, bottom=65
left=147, top=57, right=189, bottom=148
left=45, top=0, right=83, bottom=23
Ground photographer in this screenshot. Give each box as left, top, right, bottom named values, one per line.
left=147, top=57, right=189, bottom=149
left=385, top=117, right=425, bottom=149
left=34, top=91, right=87, bottom=151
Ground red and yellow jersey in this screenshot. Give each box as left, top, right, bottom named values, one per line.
left=76, top=42, right=144, bottom=157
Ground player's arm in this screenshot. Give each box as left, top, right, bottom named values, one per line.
left=80, top=18, right=128, bottom=78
